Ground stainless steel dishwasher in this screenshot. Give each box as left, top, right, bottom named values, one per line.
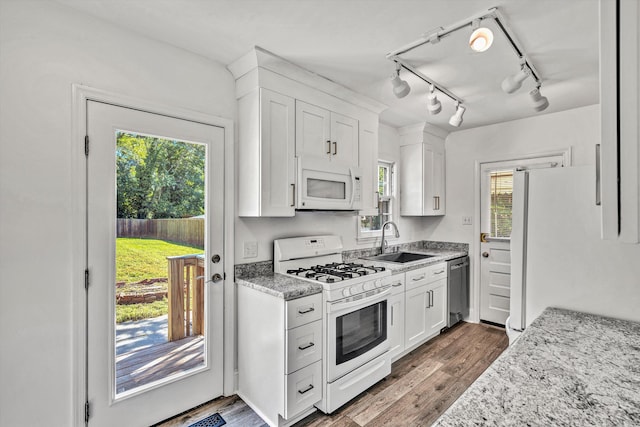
left=447, top=256, right=469, bottom=327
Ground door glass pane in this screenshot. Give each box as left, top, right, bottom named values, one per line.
left=115, top=131, right=206, bottom=396
left=489, top=170, right=513, bottom=238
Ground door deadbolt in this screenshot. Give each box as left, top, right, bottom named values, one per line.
left=211, top=273, right=223, bottom=283
left=482, top=252, right=489, bottom=258
left=211, top=254, right=221, bottom=263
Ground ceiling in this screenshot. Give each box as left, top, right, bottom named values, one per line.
left=56, top=0, right=600, bottom=130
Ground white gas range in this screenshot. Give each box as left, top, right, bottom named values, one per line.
left=274, top=235, right=393, bottom=414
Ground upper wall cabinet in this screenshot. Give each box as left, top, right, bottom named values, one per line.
left=399, top=124, right=448, bottom=216
left=600, top=0, right=640, bottom=243
left=237, top=88, right=296, bottom=217
left=228, top=47, right=386, bottom=217
left=296, top=101, right=359, bottom=168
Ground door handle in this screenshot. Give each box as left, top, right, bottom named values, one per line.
left=211, top=273, right=223, bottom=282
left=482, top=252, right=489, bottom=258
left=211, top=254, right=220, bottom=263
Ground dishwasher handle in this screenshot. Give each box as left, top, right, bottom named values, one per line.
left=450, top=262, right=469, bottom=271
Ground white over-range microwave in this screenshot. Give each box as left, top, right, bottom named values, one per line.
left=296, top=156, right=362, bottom=211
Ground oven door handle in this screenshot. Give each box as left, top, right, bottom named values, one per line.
left=328, top=287, right=391, bottom=314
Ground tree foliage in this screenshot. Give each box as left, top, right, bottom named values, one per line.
left=116, top=132, right=205, bottom=219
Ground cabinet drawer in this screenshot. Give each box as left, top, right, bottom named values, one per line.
left=286, top=293, right=322, bottom=329
left=286, top=320, right=322, bottom=374
left=425, top=262, right=447, bottom=281
left=284, top=360, right=322, bottom=419
left=405, top=266, right=429, bottom=291
left=383, top=273, right=405, bottom=296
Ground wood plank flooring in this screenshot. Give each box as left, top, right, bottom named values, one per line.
left=156, top=322, right=507, bottom=427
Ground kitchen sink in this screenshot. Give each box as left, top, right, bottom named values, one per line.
left=366, top=252, right=435, bottom=264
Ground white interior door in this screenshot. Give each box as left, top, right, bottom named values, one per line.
left=86, top=101, right=224, bottom=426
left=479, top=155, right=567, bottom=325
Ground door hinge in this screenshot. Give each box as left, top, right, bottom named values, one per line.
left=84, top=135, right=89, bottom=156
left=84, top=400, right=90, bottom=423
left=84, top=269, right=89, bottom=290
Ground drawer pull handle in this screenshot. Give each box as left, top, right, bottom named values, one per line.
left=392, top=282, right=403, bottom=287
left=412, top=275, right=426, bottom=281
left=298, top=342, right=315, bottom=350
left=298, top=307, right=314, bottom=314
left=298, top=384, right=314, bottom=395
left=434, top=270, right=445, bottom=274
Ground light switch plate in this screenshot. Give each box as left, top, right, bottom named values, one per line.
left=243, top=241, right=258, bottom=258
left=462, top=216, right=473, bottom=225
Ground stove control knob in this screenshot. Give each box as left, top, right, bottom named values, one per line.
left=375, top=279, right=382, bottom=288
left=363, top=282, right=374, bottom=291
left=352, top=284, right=363, bottom=294
left=342, top=288, right=351, bottom=297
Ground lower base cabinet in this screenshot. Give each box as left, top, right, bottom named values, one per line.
left=238, top=287, right=323, bottom=427
left=387, top=262, right=449, bottom=360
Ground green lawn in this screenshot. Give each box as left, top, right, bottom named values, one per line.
left=116, top=238, right=203, bottom=283
left=116, top=238, right=202, bottom=323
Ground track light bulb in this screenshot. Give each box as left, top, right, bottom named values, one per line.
left=449, top=104, right=465, bottom=127
left=426, top=85, right=441, bottom=115
left=529, top=87, right=549, bottom=112
left=501, top=67, right=531, bottom=94
left=391, top=73, right=410, bottom=98
left=469, top=27, right=494, bottom=52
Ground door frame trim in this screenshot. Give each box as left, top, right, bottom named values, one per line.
left=472, top=148, right=572, bottom=323
left=71, top=84, right=235, bottom=426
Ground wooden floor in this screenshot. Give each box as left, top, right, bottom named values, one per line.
left=116, top=335, right=204, bottom=394
left=156, top=322, right=507, bottom=427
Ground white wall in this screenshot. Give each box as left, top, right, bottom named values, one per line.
left=425, top=105, right=600, bottom=320
left=0, top=2, right=236, bottom=426
left=234, top=123, right=434, bottom=262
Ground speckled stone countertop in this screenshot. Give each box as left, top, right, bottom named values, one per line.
left=236, top=273, right=323, bottom=301
left=433, top=307, right=640, bottom=426
left=353, top=248, right=467, bottom=274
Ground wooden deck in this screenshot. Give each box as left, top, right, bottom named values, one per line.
left=116, top=335, right=205, bottom=394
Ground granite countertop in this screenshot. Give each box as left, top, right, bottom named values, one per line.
left=356, top=248, right=467, bottom=274
left=434, top=307, right=640, bottom=426
left=236, top=273, right=323, bottom=301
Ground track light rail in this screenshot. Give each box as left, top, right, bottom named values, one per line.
left=389, top=56, right=462, bottom=104
left=386, top=6, right=543, bottom=90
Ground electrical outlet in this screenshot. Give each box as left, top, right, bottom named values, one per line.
left=243, top=241, right=258, bottom=258
left=462, top=216, right=473, bottom=225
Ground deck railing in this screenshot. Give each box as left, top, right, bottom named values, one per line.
left=166, top=254, right=204, bottom=341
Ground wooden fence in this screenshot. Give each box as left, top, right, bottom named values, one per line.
left=117, top=218, right=204, bottom=247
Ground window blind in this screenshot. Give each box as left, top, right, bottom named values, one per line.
left=490, top=171, right=513, bottom=238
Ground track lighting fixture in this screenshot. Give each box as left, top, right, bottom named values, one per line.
left=391, top=64, right=410, bottom=98
left=449, top=103, right=466, bottom=127
left=426, top=85, right=442, bottom=115
left=529, top=87, right=549, bottom=112
left=501, top=66, right=531, bottom=94
left=387, top=7, right=548, bottom=120
left=469, top=19, right=493, bottom=52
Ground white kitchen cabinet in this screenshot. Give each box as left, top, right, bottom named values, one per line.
left=384, top=274, right=405, bottom=361
left=237, top=88, right=296, bottom=217
left=358, top=124, right=380, bottom=216
left=599, top=0, right=640, bottom=243
left=296, top=100, right=359, bottom=168
left=400, top=141, right=446, bottom=216
left=238, top=288, right=323, bottom=427
left=403, top=263, right=448, bottom=352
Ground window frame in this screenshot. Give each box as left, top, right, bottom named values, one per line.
left=357, top=160, right=396, bottom=241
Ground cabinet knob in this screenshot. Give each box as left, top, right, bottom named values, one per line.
left=482, top=252, right=489, bottom=258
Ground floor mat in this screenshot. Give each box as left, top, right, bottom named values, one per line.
left=188, top=412, right=226, bottom=427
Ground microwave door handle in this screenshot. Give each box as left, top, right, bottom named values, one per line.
left=349, top=167, right=356, bottom=208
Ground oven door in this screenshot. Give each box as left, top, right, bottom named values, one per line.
left=327, top=287, right=391, bottom=382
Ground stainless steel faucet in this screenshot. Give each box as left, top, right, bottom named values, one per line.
left=381, top=221, right=400, bottom=254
